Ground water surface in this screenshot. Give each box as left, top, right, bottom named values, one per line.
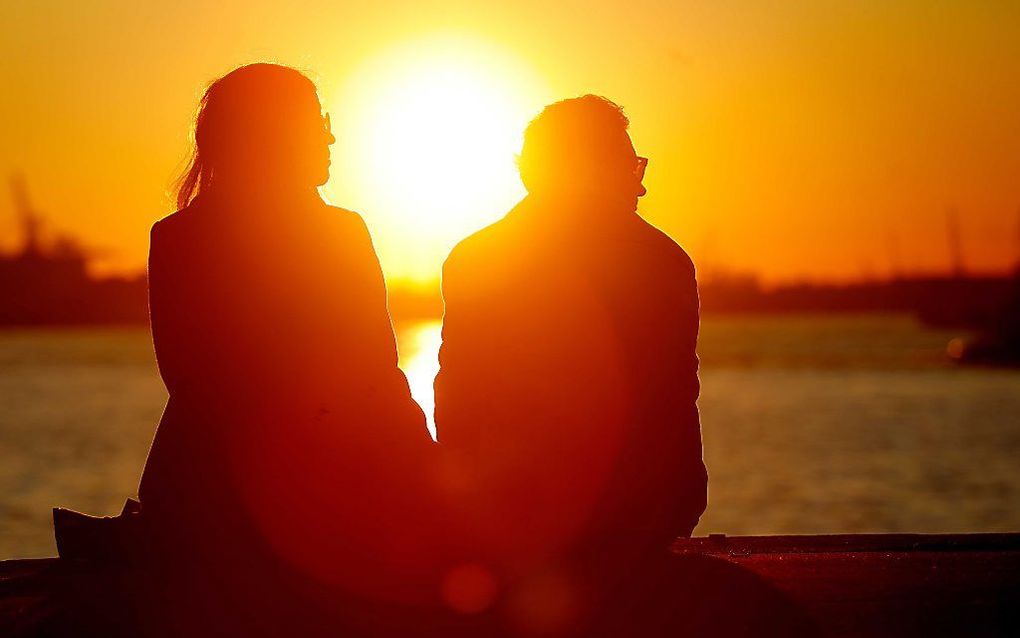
left=1, top=315, right=1018, bottom=558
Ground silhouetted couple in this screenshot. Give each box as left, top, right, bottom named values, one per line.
left=135, top=63, right=706, bottom=637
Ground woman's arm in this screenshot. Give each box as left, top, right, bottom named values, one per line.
left=148, top=220, right=190, bottom=396
left=148, top=218, right=237, bottom=405
left=347, top=213, right=428, bottom=436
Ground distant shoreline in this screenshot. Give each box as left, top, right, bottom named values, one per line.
left=2, top=273, right=1015, bottom=328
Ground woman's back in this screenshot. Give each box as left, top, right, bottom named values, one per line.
left=134, top=66, right=436, bottom=621
left=141, top=195, right=433, bottom=587
left=145, top=195, right=412, bottom=409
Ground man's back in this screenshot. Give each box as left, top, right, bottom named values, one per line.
left=435, top=196, right=707, bottom=574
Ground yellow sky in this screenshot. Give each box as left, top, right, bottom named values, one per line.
left=1, top=1, right=1018, bottom=283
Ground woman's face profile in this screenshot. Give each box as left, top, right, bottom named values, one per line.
left=257, top=90, right=336, bottom=190
left=176, top=65, right=339, bottom=208
left=202, top=67, right=336, bottom=195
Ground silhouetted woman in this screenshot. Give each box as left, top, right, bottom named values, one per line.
left=136, top=64, right=434, bottom=635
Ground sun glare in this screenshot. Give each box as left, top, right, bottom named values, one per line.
left=396, top=320, right=444, bottom=440
left=327, top=37, right=549, bottom=281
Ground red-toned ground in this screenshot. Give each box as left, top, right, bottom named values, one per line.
left=3, top=534, right=1019, bottom=636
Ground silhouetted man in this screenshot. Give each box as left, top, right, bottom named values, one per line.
left=434, top=95, right=707, bottom=632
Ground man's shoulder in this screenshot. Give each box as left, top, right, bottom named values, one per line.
left=629, top=215, right=696, bottom=276
left=444, top=215, right=515, bottom=272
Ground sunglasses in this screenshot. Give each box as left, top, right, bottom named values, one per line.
left=634, top=156, right=648, bottom=180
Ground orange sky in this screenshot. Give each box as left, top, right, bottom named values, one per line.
left=1, top=1, right=1018, bottom=284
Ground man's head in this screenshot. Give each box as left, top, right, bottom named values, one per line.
left=518, top=95, right=647, bottom=212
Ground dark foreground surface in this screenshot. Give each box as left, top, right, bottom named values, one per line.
left=672, top=533, right=1020, bottom=636
left=2, top=533, right=1019, bottom=637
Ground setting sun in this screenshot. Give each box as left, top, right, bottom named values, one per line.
left=326, top=37, right=550, bottom=281
left=3, top=5, right=1020, bottom=635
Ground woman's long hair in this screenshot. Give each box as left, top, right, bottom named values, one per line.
left=173, top=63, right=319, bottom=210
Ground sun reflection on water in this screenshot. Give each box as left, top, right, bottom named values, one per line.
left=396, top=320, right=444, bottom=440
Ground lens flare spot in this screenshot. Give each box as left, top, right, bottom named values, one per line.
left=442, top=563, right=499, bottom=614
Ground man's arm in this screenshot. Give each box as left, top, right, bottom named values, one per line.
left=434, top=250, right=489, bottom=455
left=673, top=254, right=708, bottom=536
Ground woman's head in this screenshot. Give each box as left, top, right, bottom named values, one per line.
left=175, top=63, right=335, bottom=209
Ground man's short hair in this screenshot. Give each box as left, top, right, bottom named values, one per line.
left=518, top=95, right=630, bottom=190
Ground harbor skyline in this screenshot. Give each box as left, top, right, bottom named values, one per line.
left=3, top=2, right=1020, bottom=283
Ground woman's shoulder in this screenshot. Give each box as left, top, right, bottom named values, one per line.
left=149, top=213, right=188, bottom=252
left=151, top=201, right=375, bottom=244
left=627, top=215, right=696, bottom=277
left=322, top=204, right=366, bottom=227
left=150, top=201, right=203, bottom=238
left=320, top=205, right=375, bottom=241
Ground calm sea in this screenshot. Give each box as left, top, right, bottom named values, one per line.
left=2, top=315, right=1019, bottom=558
